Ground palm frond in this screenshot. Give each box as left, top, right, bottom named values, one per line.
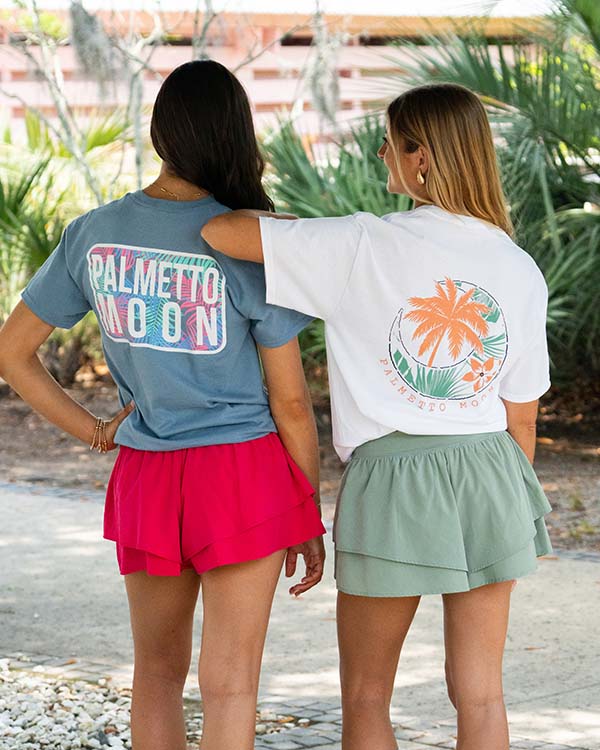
left=0, top=159, right=65, bottom=322
left=263, top=115, right=410, bottom=218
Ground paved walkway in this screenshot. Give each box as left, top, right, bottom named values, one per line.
left=1, top=482, right=599, bottom=749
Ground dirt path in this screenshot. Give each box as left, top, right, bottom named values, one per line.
left=1, top=382, right=598, bottom=550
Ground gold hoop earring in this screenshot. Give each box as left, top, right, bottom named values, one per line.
left=417, top=170, right=426, bottom=185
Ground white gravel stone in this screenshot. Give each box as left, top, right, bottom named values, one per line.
left=0, top=662, right=308, bottom=748
left=0, top=663, right=134, bottom=750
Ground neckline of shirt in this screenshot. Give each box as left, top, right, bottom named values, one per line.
left=409, top=203, right=508, bottom=236
left=129, top=189, right=216, bottom=212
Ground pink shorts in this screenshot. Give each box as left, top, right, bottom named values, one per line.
left=104, top=432, right=326, bottom=576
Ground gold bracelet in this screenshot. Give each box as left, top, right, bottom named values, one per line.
left=89, top=417, right=109, bottom=453
left=89, top=417, right=101, bottom=451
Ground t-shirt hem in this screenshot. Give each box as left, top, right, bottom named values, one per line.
left=254, top=313, right=313, bottom=348
left=499, top=382, right=551, bottom=403
left=254, top=326, right=310, bottom=348
left=335, top=422, right=511, bottom=462
left=114, top=427, right=278, bottom=453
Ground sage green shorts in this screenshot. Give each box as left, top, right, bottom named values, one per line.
left=333, top=431, right=553, bottom=597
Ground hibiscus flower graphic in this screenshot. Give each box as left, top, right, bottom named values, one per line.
left=462, top=357, right=496, bottom=392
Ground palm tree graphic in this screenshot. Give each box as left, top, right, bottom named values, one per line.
left=405, top=278, right=490, bottom=367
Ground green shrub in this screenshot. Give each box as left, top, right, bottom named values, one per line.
left=264, top=115, right=410, bottom=217
left=0, top=159, right=64, bottom=323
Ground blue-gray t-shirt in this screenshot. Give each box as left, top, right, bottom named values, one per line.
left=22, top=191, right=312, bottom=451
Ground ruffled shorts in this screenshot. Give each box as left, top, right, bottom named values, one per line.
left=333, top=431, right=553, bottom=597
left=104, top=432, right=326, bottom=576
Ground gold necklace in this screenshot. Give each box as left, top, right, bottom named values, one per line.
left=151, top=182, right=206, bottom=201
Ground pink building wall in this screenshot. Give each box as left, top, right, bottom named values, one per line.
left=0, top=11, right=530, bottom=139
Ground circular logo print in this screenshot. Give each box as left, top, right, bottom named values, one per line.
left=388, top=278, right=508, bottom=400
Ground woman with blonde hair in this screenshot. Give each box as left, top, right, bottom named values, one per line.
left=201, top=83, right=553, bottom=749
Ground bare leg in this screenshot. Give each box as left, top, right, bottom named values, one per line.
left=125, top=569, right=201, bottom=750
left=337, top=592, right=421, bottom=750
left=197, top=550, right=286, bottom=750
left=443, top=581, right=512, bottom=750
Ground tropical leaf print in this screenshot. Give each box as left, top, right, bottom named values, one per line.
left=473, top=288, right=501, bottom=324
left=122, top=247, right=137, bottom=271
left=481, top=333, right=507, bottom=359
left=405, top=277, right=490, bottom=366
left=392, top=351, right=470, bottom=399
left=181, top=300, right=198, bottom=347
left=393, top=350, right=417, bottom=388
left=88, top=244, right=226, bottom=353
left=413, top=363, right=470, bottom=399
left=144, top=296, right=171, bottom=335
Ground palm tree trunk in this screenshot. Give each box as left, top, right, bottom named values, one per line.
left=427, top=331, right=446, bottom=368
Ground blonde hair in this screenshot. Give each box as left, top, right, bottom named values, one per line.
left=387, top=83, right=513, bottom=237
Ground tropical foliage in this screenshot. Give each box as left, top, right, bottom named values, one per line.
left=0, top=159, right=64, bottom=322
left=0, top=95, right=142, bottom=381
left=392, top=351, right=470, bottom=400
left=2, top=108, right=135, bottom=209
left=0, top=156, right=106, bottom=383
left=264, top=115, right=410, bottom=218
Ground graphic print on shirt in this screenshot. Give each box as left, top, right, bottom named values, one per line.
left=87, top=244, right=226, bottom=354
left=388, top=278, right=507, bottom=400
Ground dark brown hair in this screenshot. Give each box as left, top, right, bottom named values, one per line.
left=150, top=59, right=274, bottom=211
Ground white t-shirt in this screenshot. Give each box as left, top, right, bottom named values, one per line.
left=260, top=205, right=550, bottom=462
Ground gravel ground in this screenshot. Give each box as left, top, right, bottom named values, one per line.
left=0, top=659, right=305, bottom=750
left=0, top=662, right=132, bottom=750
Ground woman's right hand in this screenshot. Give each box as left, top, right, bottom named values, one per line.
left=102, top=401, right=135, bottom=450
left=286, top=535, right=326, bottom=597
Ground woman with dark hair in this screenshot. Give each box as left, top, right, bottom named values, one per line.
left=0, top=60, right=325, bottom=750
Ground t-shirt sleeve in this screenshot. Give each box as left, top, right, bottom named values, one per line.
left=499, top=269, right=551, bottom=402
left=21, top=225, right=91, bottom=328
left=220, top=257, right=312, bottom=348
left=250, top=267, right=312, bottom=348
left=259, top=214, right=362, bottom=320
